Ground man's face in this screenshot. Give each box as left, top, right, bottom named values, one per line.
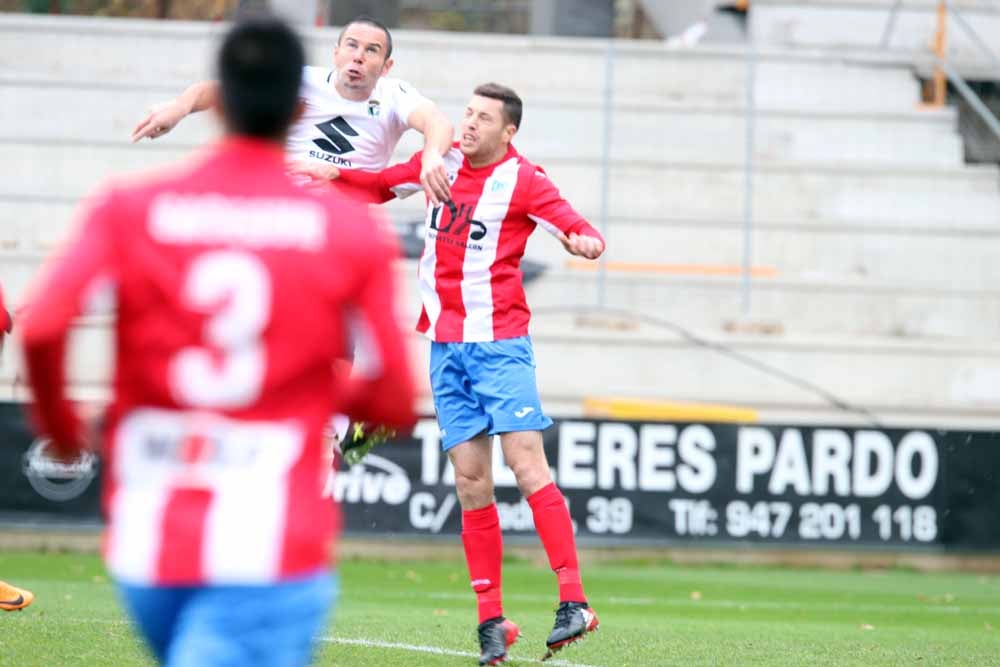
left=459, top=95, right=515, bottom=160
left=333, top=23, right=392, bottom=96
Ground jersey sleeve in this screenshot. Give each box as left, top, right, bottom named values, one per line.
left=387, top=78, right=430, bottom=130
left=525, top=167, right=605, bottom=244
left=333, top=207, right=417, bottom=431
left=20, top=189, right=119, bottom=454
left=337, top=150, right=424, bottom=202
left=0, top=283, right=11, bottom=335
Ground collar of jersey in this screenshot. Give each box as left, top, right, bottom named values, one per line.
left=217, top=136, right=288, bottom=166
left=463, top=143, right=519, bottom=172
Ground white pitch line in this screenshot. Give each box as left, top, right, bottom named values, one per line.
left=52, top=619, right=601, bottom=666
left=373, top=590, right=1000, bottom=616
left=320, top=636, right=600, bottom=667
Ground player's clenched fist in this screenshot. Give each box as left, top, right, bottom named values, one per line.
left=557, top=231, right=604, bottom=260
left=420, top=151, right=451, bottom=206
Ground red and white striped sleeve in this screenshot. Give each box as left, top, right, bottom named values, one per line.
left=525, top=166, right=604, bottom=245
left=331, top=203, right=417, bottom=431
left=20, top=189, right=118, bottom=455
left=336, top=150, right=423, bottom=203
left=0, top=283, right=11, bottom=335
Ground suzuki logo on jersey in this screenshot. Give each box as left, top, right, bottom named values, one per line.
left=312, top=116, right=358, bottom=155
left=429, top=200, right=487, bottom=242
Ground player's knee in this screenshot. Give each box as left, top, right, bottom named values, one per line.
left=454, top=468, right=493, bottom=509
left=510, top=462, right=552, bottom=498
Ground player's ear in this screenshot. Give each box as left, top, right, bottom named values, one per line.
left=381, top=57, right=394, bottom=77
left=503, top=123, right=517, bottom=142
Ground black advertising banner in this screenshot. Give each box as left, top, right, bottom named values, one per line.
left=1, top=403, right=998, bottom=550
left=334, top=419, right=1000, bottom=550
left=0, top=402, right=102, bottom=520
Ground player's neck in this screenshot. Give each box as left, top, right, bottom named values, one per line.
left=467, top=143, right=510, bottom=169
left=334, top=80, right=375, bottom=102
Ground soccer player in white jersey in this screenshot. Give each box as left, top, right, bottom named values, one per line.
left=132, top=15, right=450, bottom=453
left=131, top=15, right=454, bottom=205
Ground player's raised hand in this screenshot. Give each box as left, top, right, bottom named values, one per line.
left=131, top=101, right=187, bottom=143
left=556, top=231, right=604, bottom=260
left=420, top=151, right=451, bottom=206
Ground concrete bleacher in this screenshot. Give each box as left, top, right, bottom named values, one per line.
left=1, top=13, right=999, bottom=426
left=750, top=0, right=1000, bottom=59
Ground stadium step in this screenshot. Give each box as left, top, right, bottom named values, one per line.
left=751, top=0, right=1000, bottom=63
left=5, top=197, right=997, bottom=293
left=4, top=312, right=999, bottom=426
left=519, top=219, right=1000, bottom=289
left=2, top=81, right=963, bottom=168
left=527, top=313, right=1000, bottom=419
left=1, top=141, right=995, bottom=223
left=522, top=270, right=1000, bottom=340
left=0, top=14, right=926, bottom=113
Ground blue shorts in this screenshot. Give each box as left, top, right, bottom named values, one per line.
left=117, top=570, right=336, bottom=667
left=430, top=335, right=553, bottom=450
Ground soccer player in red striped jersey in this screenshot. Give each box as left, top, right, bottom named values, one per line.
left=331, top=83, right=604, bottom=665
left=20, top=17, right=416, bottom=666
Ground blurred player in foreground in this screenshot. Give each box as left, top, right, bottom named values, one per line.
left=20, top=16, right=415, bottom=666
left=329, top=83, right=604, bottom=665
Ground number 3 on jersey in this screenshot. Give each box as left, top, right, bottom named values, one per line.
left=170, top=251, right=271, bottom=409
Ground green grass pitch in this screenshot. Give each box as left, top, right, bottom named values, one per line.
left=0, top=551, right=997, bottom=666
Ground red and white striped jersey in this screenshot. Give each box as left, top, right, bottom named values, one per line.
left=20, top=138, right=416, bottom=586
left=337, top=144, right=604, bottom=342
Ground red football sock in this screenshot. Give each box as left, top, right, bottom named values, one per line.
left=528, top=482, right=586, bottom=603
left=462, top=503, right=504, bottom=624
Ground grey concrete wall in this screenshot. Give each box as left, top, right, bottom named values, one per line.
left=1, top=14, right=998, bottom=423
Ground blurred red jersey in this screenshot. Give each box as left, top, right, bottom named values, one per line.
left=20, top=138, right=416, bottom=586
left=0, top=283, right=10, bottom=341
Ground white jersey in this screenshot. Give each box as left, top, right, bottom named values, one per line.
left=287, top=66, right=428, bottom=172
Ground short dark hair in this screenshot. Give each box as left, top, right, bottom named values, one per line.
left=473, top=83, right=522, bottom=129
left=217, top=16, right=305, bottom=140
left=338, top=15, right=393, bottom=59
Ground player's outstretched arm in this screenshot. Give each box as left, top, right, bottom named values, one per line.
left=335, top=212, right=417, bottom=431
left=21, top=191, right=117, bottom=459
left=527, top=168, right=606, bottom=260
left=406, top=101, right=454, bottom=206
left=130, top=80, right=219, bottom=143
left=333, top=150, right=424, bottom=203
left=288, top=161, right=341, bottom=183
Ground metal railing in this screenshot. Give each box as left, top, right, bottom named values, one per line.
left=881, top=0, right=1000, bottom=142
